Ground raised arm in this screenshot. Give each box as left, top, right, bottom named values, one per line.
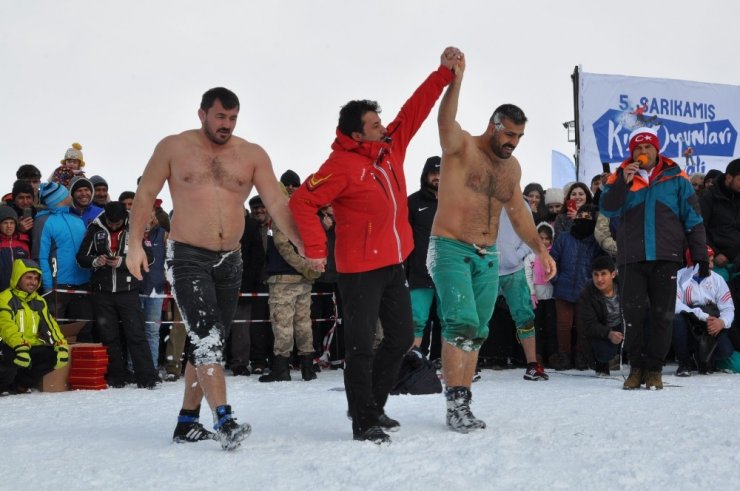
left=126, top=137, right=171, bottom=280
left=438, top=50, right=466, bottom=155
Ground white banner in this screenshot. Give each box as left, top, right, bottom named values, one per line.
left=577, top=68, right=739, bottom=183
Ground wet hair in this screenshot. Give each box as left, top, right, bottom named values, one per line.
left=490, top=104, right=527, bottom=126
left=200, top=87, right=240, bottom=112
left=338, top=100, right=381, bottom=137
left=591, top=255, right=616, bottom=273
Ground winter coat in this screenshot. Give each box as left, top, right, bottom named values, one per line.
left=76, top=212, right=151, bottom=293
left=675, top=265, right=734, bottom=329
left=0, top=258, right=66, bottom=349
left=36, top=207, right=91, bottom=291
left=699, top=174, right=740, bottom=262
left=600, top=155, right=707, bottom=266
left=407, top=186, right=438, bottom=289
left=289, top=65, right=455, bottom=273
left=550, top=231, right=604, bottom=303
left=70, top=203, right=103, bottom=227
left=240, top=213, right=265, bottom=293
left=578, top=278, right=621, bottom=340
left=0, top=232, right=30, bottom=291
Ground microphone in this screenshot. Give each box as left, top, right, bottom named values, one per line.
left=637, top=155, right=648, bottom=168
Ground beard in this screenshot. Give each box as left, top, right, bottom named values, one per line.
left=204, top=121, right=232, bottom=145
left=424, top=179, right=439, bottom=192
left=490, top=137, right=515, bottom=159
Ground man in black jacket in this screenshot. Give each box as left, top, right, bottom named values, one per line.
left=579, top=256, right=624, bottom=377
left=228, top=208, right=265, bottom=376
left=407, top=156, right=441, bottom=353
left=76, top=201, right=158, bottom=388
left=700, top=159, right=740, bottom=276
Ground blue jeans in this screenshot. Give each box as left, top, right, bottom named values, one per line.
left=140, top=295, right=164, bottom=367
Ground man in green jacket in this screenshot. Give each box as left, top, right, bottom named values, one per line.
left=0, top=258, right=69, bottom=393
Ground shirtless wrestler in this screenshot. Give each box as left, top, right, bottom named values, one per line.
left=126, top=87, right=304, bottom=450
left=429, top=55, right=556, bottom=433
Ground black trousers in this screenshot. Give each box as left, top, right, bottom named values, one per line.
left=94, top=290, right=157, bottom=384
left=0, top=343, right=56, bottom=390
left=619, top=261, right=681, bottom=371
left=338, top=264, right=414, bottom=435
left=228, top=297, right=252, bottom=370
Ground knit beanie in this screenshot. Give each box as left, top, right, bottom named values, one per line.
left=0, top=205, right=18, bottom=225
left=39, top=182, right=70, bottom=207
left=628, top=127, right=660, bottom=154
left=89, top=175, right=108, bottom=189
left=70, top=176, right=94, bottom=194
left=61, top=142, right=85, bottom=167
left=12, top=180, right=34, bottom=199
left=544, top=187, right=564, bottom=205
left=280, top=170, right=301, bottom=187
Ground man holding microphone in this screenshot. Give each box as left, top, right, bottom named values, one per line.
left=600, top=126, right=707, bottom=390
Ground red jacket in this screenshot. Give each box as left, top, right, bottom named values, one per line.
left=290, top=65, right=454, bottom=273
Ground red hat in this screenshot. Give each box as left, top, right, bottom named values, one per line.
left=628, top=127, right=660, bottom=154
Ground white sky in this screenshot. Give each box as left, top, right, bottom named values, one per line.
left=3, top=0, right=739, bottom=210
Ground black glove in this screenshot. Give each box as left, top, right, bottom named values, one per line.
left=696, top=260, right=710, bottom=278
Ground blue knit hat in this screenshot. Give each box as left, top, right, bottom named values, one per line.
left=39, top=182, right=70, bottom=207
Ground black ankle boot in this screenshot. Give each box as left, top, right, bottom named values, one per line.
left=300, top=355, right=317, bottom=381
left=259, top=355, right=291, bottom=383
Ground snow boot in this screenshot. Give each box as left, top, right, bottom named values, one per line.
left=378, top=413, right=401, bottom=432
left=622, top=366, right=644, bottom=390
left=445, top=386, right=486, bottom=433
left=300, top=355, right=317, bottom=381
left=353, top=426, right=391, bottom=445
left=213, top=405, right=251, bottom=451
left=259, top=355, right=291, bottom=383
left=644, top=370, right=663, bottom=390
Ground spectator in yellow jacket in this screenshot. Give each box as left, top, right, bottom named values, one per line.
left=0, top=258, right=68, bottom=393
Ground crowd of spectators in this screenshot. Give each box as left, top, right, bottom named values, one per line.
left=2, top=139, right=740, bottom=395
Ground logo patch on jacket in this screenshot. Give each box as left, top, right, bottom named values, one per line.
left=307, top=172, right=332, bottom=191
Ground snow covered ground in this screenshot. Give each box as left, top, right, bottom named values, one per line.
left=2, top=366, right=740, bottom=490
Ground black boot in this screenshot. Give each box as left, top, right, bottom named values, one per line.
left=300, top=355, right=317, bottom=381
left=259, top=355, right=291, bottom=383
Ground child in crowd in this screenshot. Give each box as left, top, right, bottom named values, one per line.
left=526, top=222, right=557, bottom=367
left=549, top=203, right=605, bottom=370
left=0, top=206, right=30, bottom=291
left=49, top=142, right=86, bottom=188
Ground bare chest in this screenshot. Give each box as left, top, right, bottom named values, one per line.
left=173, top=150, right=252, bottom=193
left=464, top=163, right=515, bottom=203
